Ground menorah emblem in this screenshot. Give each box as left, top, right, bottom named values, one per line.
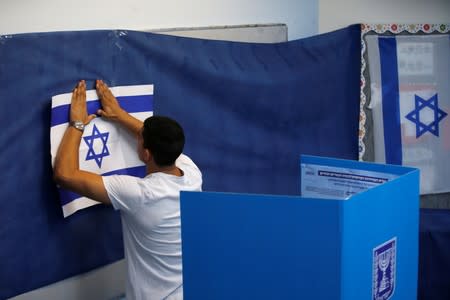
left=378, top=249, right=391, bottom=292
left=373, top=237, right=396, bottom=300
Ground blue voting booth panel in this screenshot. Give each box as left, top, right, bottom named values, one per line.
left=181, top=192, right=342, bottom=299
left=301, top=155, right=420, bottom=300
left=180, top=156, right=419, bottom=300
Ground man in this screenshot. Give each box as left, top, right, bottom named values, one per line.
left=54, top=80, right=202, bottom=300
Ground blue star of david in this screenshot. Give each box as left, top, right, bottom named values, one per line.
left=405, top=94, right=448, bottom=138
left=83, top=124, right=110, bottom=168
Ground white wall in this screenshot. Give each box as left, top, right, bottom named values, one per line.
left=319, top=0, right=450, bottom=33
left=0, top=0, right=317, bottom=40
left=4, top=0, right=447, bottom=41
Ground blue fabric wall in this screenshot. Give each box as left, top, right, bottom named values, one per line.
left=0, top=25, right=360, bottom=298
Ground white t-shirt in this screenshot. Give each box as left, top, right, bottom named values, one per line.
left=103, top=154, right=202, bottom=300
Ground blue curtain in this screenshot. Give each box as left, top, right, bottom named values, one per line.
left=0, top=25, right=360, bottom=298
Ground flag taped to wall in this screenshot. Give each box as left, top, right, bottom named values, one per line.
left=50, top=84, right=153, bottom=217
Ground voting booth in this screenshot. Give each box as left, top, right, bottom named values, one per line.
left=180, top=155, right=420, bottom=300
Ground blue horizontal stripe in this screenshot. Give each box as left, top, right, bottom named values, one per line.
left=51, top=94, right=153, bottom=127
left=59, top=165, right=147, bottom=206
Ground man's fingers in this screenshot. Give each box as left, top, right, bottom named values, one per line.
left=70, top=80, right=90, bottom=123
left=96, top=80, right=102, bottom=92
left=72, top=80, right=87, bottom=102
left=96, top=79, right=106, bottom=92
left=96, top=79, right=115, bottom=101
left=72, top=87, right=79, bottom=103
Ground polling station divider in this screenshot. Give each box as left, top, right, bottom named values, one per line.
left=180, top=155, right=419, bottom=300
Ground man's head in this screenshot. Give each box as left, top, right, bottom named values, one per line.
left=139, top=116, right=185, bottom=167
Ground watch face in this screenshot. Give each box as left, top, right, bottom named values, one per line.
left=71, top=121, right=85, bottom=131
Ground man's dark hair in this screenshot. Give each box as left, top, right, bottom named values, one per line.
left=142, top=116, right=185, bottom=167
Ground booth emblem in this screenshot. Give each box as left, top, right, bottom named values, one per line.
left=373, top=237, right=396, bottom=300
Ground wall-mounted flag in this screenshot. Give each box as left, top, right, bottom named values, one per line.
left=50, top=84, right=153, bottom=217
left=367, top=34, right=449, bottom=194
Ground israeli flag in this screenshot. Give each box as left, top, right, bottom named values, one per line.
left=50, top=84, right=153, bottom=217
left=366, top=34, right=449, bottom=194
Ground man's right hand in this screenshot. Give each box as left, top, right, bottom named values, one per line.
left=96, top=79, right=143, bottom=135
left=96, top=79, right=125, bottom=122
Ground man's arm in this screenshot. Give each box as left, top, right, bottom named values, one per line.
left=96, top=80, right=143, bottom=135
left=53, top=80, right=111, bottom=204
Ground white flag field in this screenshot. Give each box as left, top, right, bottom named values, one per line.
left=366, top=34, right=449, bottom=194
left=50, top=84, right=153, bottom=217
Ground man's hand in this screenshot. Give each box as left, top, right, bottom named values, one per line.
left=96, top=79, right=125, bottom=121
left=71, top=80, right=96, bottom=124
left=53, top=80, right=110, bottom=205
left=96, top=79, right=143, bottom=135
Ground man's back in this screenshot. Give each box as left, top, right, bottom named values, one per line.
left=103, top=154, right=202, bottom=300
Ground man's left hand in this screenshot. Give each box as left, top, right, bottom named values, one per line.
left=70, top=80, right=96, bottom=124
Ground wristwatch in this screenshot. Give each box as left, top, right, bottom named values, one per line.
left=69, top=120, right=85, bottom=132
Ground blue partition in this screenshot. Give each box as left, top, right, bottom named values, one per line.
left=180, top=155, right=419, bottom=300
